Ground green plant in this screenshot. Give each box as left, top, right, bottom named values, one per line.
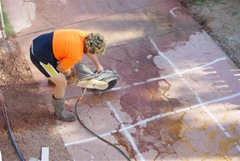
left=195, top=0, right=206, bottom=5
left=184, top=0, right=205, bottom=5
left=2, top=4, right=15, bottom=37
left=186, top=0, right=222, bottom=5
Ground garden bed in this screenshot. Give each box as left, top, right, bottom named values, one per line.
left=179, top=0, right=240, bottom=68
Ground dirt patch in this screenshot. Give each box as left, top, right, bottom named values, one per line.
left=179, top=0, right=240, bottom=68
left=0, top=38, right=72, bottom=160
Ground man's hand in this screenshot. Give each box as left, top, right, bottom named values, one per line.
left=86, top=52, right=104, bottom=73
left=95, top=64, right=104, bottom=73
left=63, top=69, right=72, bottom=76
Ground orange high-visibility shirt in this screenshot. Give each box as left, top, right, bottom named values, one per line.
left=52, top=29, right=87, bottom=70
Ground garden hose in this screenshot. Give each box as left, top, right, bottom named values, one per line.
left=0, top=92, right=26, bottom=161
left=74, top=89, right=131, bottom=161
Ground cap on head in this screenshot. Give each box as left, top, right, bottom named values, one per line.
left=85, top=33, right=106, bottom=55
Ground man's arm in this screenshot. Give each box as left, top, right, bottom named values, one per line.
left=56, top=63, right=72, bottom=76
left=86, top=53, right=103, bottom=72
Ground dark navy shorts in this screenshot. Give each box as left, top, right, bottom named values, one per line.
left=30, top=32, right=59, bottom=78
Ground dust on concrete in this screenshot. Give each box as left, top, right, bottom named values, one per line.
left=0, top=38, right=72, bottom=161
left=179, top=0, right=240, bottom=68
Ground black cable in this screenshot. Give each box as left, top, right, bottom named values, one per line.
left=74, top=98, right=131, bottom=161
left=0, top=93, right=25, bottom=161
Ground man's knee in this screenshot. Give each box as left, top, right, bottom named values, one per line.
left=49, top=73, right=68, bottom=88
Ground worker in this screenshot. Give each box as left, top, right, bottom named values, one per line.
left=29, top=29, right=106, bottom=122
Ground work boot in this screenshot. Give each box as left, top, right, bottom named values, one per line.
left=52, top=96, right=76, bottom=122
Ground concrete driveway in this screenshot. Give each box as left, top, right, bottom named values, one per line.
left=3, top=0, right=240, bottom=160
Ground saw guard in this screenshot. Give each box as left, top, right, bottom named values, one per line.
left=68, top=62, right=119, bottom=91
left=75, top=79, right=109, bottom=90
left=90, top=79, right=118, bottom=93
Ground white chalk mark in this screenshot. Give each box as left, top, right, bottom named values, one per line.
left=107, top=102, right=145, bottom=161
left=147, top=54, right=153, bottom=59
left=111, top=56, right=226, bottom=91
left=169, top=7, right=181, bottom=18
left=64, top=92, right=240, bottom=146
left=149, top=37, right=240, bottom=152
left=195, top=92, right=240, bottom=151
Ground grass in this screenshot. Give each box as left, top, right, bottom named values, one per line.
left=186, top=0, right=222, bottom=5
left=1, top=4, right=15, bottom=37
left=195, top=0, right=206, bottom=5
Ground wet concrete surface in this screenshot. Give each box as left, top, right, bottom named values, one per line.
left=2, top=0, right=240, bottom=160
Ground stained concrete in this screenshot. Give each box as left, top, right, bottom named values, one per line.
left=2, top=0, right=240, bottom=160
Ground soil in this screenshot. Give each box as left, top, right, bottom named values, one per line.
left=179, top=0, right=240, bottom=68
left=0, top=38, right=72, bottom=161
left=0, top=1, right=239, bottom=160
